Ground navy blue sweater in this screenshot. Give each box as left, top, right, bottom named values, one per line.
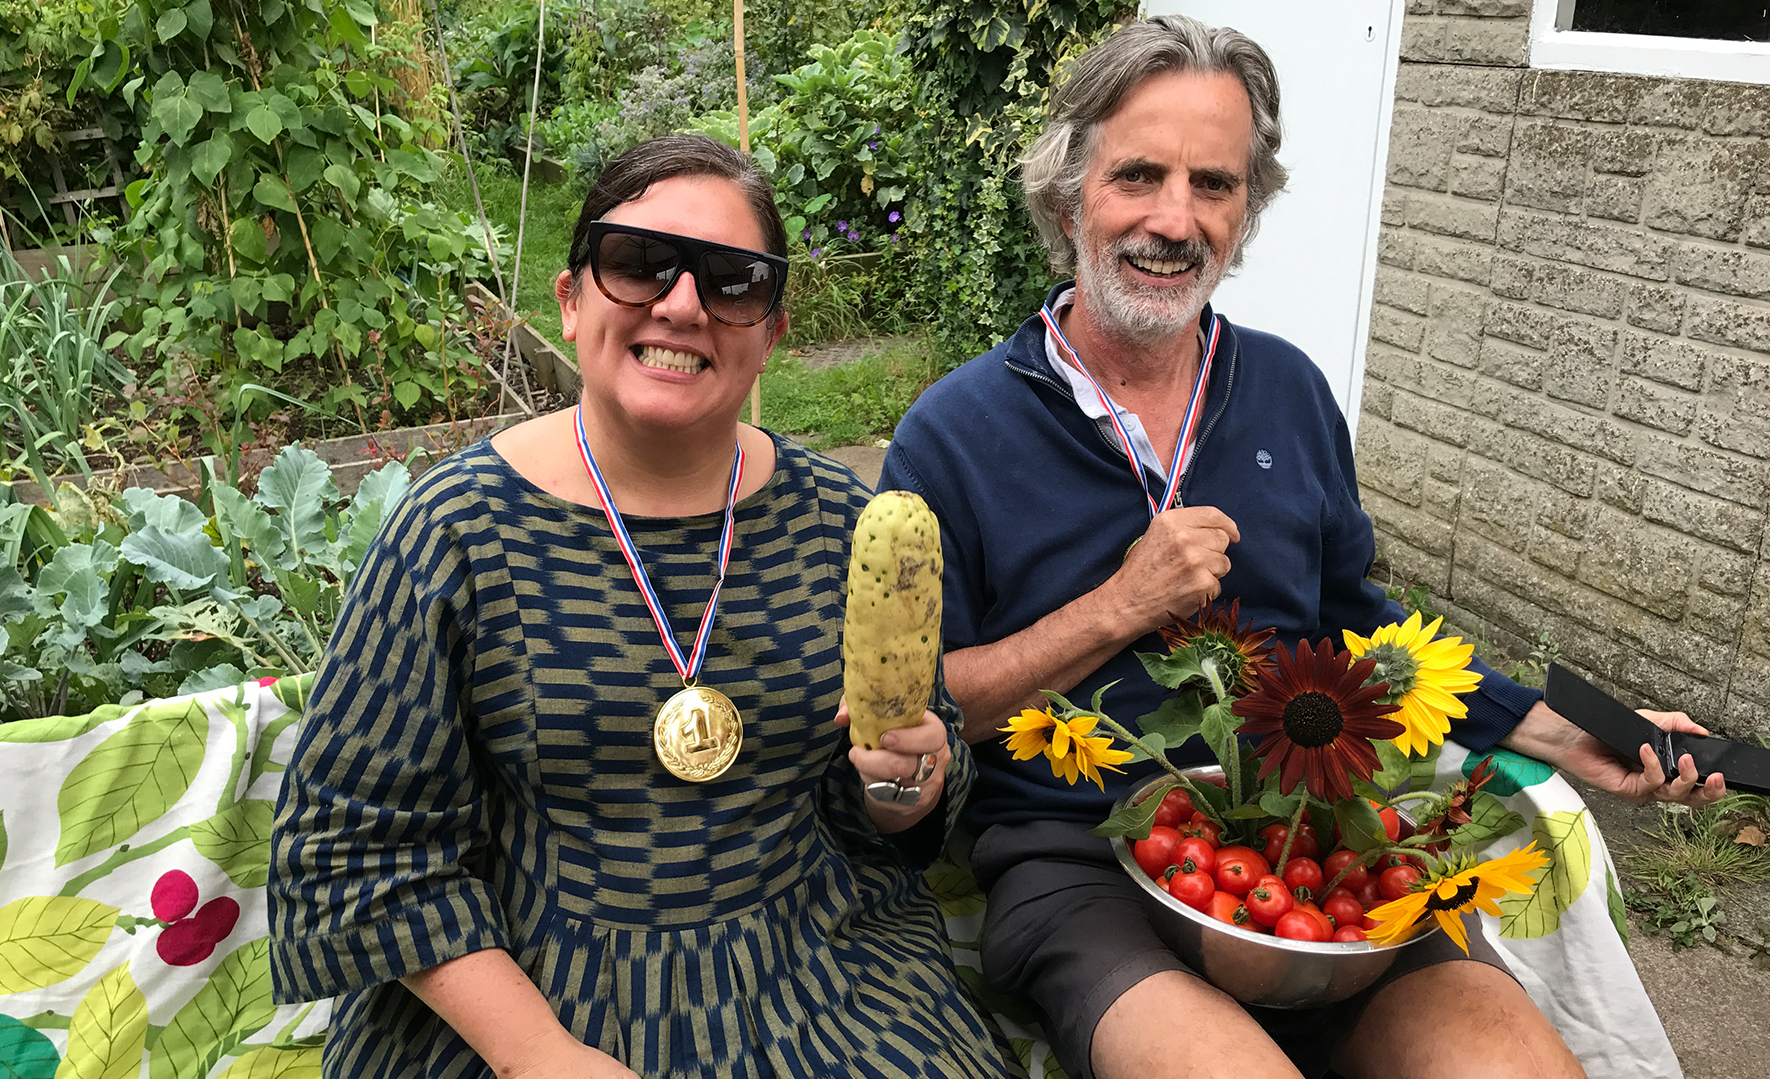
left=878, top=286, right=1542, bottom=831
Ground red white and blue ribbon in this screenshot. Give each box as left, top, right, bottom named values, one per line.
left=574, top=405, right=744, bottom=682
left=1040, top=306, right=1222, bottom=518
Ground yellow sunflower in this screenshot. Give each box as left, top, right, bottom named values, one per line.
left=1365, top=844, right=1550, bottom=954
left=1344, top=611, right=1484, bottom=756
left=999, top=708, right=1135, bottom=790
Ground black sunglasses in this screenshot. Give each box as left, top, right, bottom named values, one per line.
left=579, top=222, right=789, bottom=327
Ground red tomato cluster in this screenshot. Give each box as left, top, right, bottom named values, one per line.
left=1131, top=791, right=1426, bottom=944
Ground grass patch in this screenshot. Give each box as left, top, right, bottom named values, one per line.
left=756, top=338, right=937, bottom=450
left=1621, top=794, right=1770, bottom=948
left=436, top=165, right=581, bottom=354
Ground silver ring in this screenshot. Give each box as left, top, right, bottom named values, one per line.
left=910, top=752, right=938, bottom=784
left=865, top=780, right=923, bottom=805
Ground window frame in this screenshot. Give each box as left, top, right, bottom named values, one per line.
left=1529, top=0, right=1770, bottom=86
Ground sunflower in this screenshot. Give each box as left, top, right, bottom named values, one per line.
left=1417, top=756, right=1496, bottom=848
left=1158, top=598, right=1277, bottom=696
left=1364, top=844, right=1550, bottom=954
left=1230, top=639, right=1405, bottom=803
left=1343, top=612, right=1483, bottom=756
left=999, top=707, right=1135, bottom=790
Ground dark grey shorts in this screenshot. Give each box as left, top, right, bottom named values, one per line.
left=973, top=820, right=1514, bottom=1079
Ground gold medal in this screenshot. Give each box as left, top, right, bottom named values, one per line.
left=653, top=683, right=743, bottom=782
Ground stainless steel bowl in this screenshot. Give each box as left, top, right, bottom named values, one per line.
left=1112, top=769, right=1439, bottom=1009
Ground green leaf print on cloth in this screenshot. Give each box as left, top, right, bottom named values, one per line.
left=0, top=896, right=120, bottom=993
left=149, top=940, right=277, bottom=1079
left=190, top=801, right=276, bottom=889
left=212, top=1046, right=323, bottom=1079
left=0, top=1015, right=61, bottom=1078
left=56, top=699, right=210, bottom=866
left=58, top=962, right=149, bottom=1079
left=1498, top=810, right=1593, bottom=939
left=1464, top=748, right=1554, bottom=796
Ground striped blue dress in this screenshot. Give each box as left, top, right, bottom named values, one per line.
left=266, top=435, right=1016, bottom=1079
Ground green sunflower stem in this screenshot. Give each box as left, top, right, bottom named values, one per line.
left=1274, top=796, right=1307, bottom=870
left=1200, top=658, right=1243, bottom=812
left=1091, top=712, right=1229, bottom=833
left=1200, top=656, right=1231, bottom=706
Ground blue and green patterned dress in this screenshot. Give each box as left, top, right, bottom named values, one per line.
left=266, top=435, right=1015, bottom=1079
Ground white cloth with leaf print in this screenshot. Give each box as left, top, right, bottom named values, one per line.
left=928, top=740, right=1683, bottom=1079
left=0, top=677, right=328, bottom=1078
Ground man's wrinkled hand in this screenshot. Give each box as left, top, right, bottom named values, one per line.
left=1501, top=701, right=1727, bottom=807
left=1110, top=505, right=1239, bottom=633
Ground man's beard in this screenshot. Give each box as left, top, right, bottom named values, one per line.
left=1075, top=227, right=1235, bottom=345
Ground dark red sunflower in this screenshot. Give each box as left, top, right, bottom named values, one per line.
left=1231, top=638, right=1405, bottom=803
left=1417, top=756, right=1497, bottom=850
left=1158, top=598, right=1278, bottom=696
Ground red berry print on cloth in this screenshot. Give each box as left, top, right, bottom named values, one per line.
left=151, top=869, right=199, bottom=923
left=151, top=870, right=240, bottom=966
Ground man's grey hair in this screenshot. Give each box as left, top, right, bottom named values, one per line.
left=1022, top=15, right=1288, bottom=274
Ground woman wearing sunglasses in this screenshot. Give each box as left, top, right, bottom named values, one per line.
left=267, top=134, right=1013, bottom=1079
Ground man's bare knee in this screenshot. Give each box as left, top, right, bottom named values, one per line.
left=1091, top=970, right=1303, bottom=1079
left=1336, top=961, right=1584, bottom=1079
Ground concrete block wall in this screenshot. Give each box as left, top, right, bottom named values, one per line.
left=1355, top=2, right=1770, bottom=738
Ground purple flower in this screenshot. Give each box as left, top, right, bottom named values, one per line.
left=811, top=248, right=822, bottom=259
left=888, top=211, right=901, bottom=223
left=846, top=229, right=859, bottom=241
left=836, top=220, right=848, bottom=231
left=868, top=140, right=878, bottom=150
left=802, top=227, right=812, bottom=241
left=873, top=124, right=880, bottom=134
left=890, top=233, right=899, bottom=243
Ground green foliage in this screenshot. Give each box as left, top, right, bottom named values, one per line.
left=0, top=249, right=132, bottom=496
left=756, top=338, right=937, bottom=450
left=1510, top=631, right=1562, bottom=690
left=447, top=0, right=565, bottom=163
left=1622, top=795, right=1770, bottom=949
left=695, top=29, right=914, bottom=251
left=897, top=0, right=1133, bottom=366
left=0, top=446, right=409, bottom=722
left=86, top=0, right=506, bottom=424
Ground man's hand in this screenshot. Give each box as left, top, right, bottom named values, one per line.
left=1104, top=506, right=1240, bottom=635
left=1499, top=701, right=1727, bottom=807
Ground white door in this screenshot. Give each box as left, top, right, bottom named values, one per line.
left=1143, top=1, right=1405, bottom=430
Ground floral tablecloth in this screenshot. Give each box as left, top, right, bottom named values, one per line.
left=0, top=679, right=1680, bottom=1078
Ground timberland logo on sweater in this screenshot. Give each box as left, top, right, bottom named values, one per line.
left=1256, top=450, right=1273, bottom=470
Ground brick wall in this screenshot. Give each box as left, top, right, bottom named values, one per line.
left=1355, top=2, right=1770, bottom=738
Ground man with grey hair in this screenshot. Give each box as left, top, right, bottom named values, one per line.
left=879, top=13, right=1720, bottom=1079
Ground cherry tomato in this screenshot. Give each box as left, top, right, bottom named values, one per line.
left=1379, top=864, right=1423, bottom=902
left=1379, top=806, right=1402, bottom=843
left=1215, top=846, right=1271, bottom=877
left=1175, top=837, right=1216, bottom=876
left=1323, top=893, right=1366, bottom=930
left=1165, top=867, right=1216, bottom=912
left=1385, top=852, right=1428, bottom=872
left=1259, top=823, right=1321, bottom=863
left=1151, top=788, right=1196, bottom=829
left=1133, top=826, right=1183, bottom=880
left=1213, top=848, right=1269, bottom=898
left=1281, top=858, right=1324, bottom=901
left=1244, top=879, right=1296, bottom=928
left=1356, top=879, right=1385, bottom=912
left=1207, top=891, right=1254, bottom=930
left=1295, top=901, right=1336, bottom=939
left=1182, top=812, right=1222, bottom=848
left=1323, top=849, right=1370, bottom=892
left=1274, top=909, right=1331, bottom=942
left=1333, top=925, right=1369, bottom=943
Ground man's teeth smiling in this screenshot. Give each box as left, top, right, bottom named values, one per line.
left=1126, top=255, right=1196, bottom=277
left=637, top=345, right=708, bottom=373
